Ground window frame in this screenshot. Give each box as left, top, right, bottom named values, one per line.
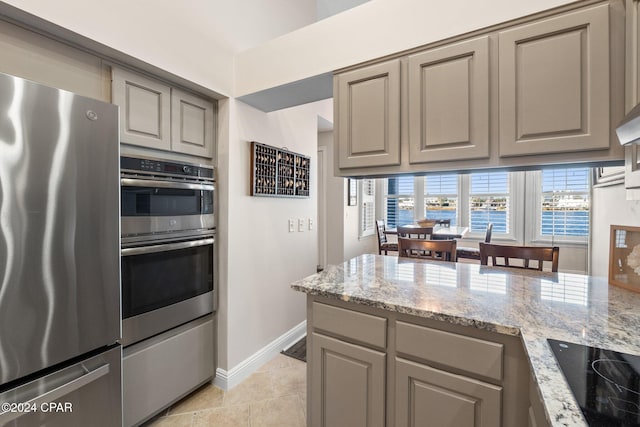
left=528, top=169, right=590, bottom=245
left=423, top=175, right=459, bottom=227
left=359, top=178, right=376, bottom=239
left=383, top=176, right=419, bottom=228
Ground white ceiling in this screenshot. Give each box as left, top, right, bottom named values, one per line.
left=177, top=0, right=369, bottom=54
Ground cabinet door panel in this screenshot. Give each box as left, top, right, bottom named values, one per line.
left=395, top=358, right=502, bottom=427
left=626, top=0, right=640, bottom=189
left=311, top=333, right=385, bottom=427
left=171, top=88, right=215, bottom=158
left=408, top=36, right=490, bottom=163
left=498, top=4, right=609, bottom=156
left=337, top=59, right=401, bottom=168
left=112, top=67, right=171, bottom=151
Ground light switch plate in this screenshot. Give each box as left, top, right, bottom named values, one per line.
left=308, top=218, right=313, bottom=230
left=298, top=218, right=305, bottom=232
left=288, top=219, right=294, bottom=232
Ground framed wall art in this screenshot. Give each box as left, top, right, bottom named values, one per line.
left=250, top=141, right=310, bottom=198
left=609, top=224, right=640, bottom=293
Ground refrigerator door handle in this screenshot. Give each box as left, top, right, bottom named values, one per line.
left=0, top=364, right=110, bottom=424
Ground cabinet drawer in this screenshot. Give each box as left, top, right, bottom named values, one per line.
left=396, top=321, right=503, bottom=381
left=312, top=302, right=386, bottom=348
left=123, top=316, right=214, bottom=426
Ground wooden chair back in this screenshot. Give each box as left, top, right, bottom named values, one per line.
left=376, top=220, right=398, bottom=255
left=376, top=220, right=388, bottom=245
left=484, top=223, right=493, bottom=243
left=479, top=242, right=559, bottom=272
left=435, top=219, right=451, bottom=227
left=398, top=237, right=457, bottom=262
left=456, top=223, right=493, bottom=261
left=397, top=226, right=433, bottom=240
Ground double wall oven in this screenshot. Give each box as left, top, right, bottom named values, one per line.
left=120, top=156, right=216, bottom=347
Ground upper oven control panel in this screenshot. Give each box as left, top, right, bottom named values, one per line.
left=121, top=156, right=214, bottom=180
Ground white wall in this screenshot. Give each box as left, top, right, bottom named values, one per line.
left=1, top=0, right=236, bottom=96
left=318, top=131, right=344, bottom=265
left=592, top=184, right=640, bottom=277
left=219, top=98, right=332, bottom=369
left=317, top=131, right=377, bottom=265
left=235, top=0, right=576, bottom=96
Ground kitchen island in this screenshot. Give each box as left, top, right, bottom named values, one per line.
left=291, top=254, right=640, bottom=427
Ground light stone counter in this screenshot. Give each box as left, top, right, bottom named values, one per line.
left=291, top=254, right=640, bottom=427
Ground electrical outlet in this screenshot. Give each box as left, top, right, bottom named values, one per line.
left=298, top=218, right=305, bottom=232
left=308, top=218, right=313, bottom=230
left=288, top=219, right=294, bottom=232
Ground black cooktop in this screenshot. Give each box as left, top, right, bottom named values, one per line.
left=548, top=339, right=640, bottom=426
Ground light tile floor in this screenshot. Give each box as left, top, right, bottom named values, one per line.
left=144, top=354, right=306, bottom=427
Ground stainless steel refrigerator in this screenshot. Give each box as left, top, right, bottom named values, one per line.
left=0, top=72, right=122, bottom=426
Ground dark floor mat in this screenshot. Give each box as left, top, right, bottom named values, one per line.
left=281, top=336, right=306, bottom=362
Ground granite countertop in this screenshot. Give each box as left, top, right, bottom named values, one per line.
left=291, top=254, right=640, bottom=427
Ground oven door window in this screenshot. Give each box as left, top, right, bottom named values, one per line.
left=121, top=186, right=214, bottom=217
left=122, top=243, right=213, bottom=319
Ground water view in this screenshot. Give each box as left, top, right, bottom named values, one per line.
left=388, top=209, right=588, bottom=236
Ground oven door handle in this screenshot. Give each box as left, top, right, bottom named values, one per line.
left=121, top=237, right=215, bottom=256
left=121, top=178, right=215, bottom=192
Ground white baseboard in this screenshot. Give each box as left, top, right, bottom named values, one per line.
left=213, top=320, right=306, bottom=391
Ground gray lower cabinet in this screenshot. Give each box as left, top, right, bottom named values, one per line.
left=407, top=36, right=490, bottom=163
left=498, top=3, right=610, bottom=157
left=335, top=58, right=401, bottom=169
left=308, top=298, right=533, bottom=427
left=112, top=66, right=215, bottom=159
left=395, top=358, right=502, bottom=427
left=310, top=332, right=386, bottom=427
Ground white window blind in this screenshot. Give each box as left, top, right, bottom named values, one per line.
left=469, top=172, right=509, bottom=233
left=385, top=176, right=415, bottom=227
left=540, top=168, right=589, bottom=237
left=424, top=175, right=458, bottom=226
left=360, top=179, right=376, bottom=238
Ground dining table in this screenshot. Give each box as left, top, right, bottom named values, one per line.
left=384, top=224, right=469, bottom=240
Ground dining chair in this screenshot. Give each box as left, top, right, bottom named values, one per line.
left=376, top=220, right=398, bottom=255
left=435, top=219, right=451, bottom=227
left=398, top=237, right=457, bottom=262
left=479, top=242, right=559, bottom=272
left=397, top=225, right=433, bottom=239
left=457, top=223, right=493, bottom=261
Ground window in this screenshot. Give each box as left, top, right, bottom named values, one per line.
left=385, top=176, right=415, bottom=228
left=382, top=173, right=512, bottom=236
left=469, top=172, right=509, bottom=233
left=359, top=179, right=376, bottom=238
left=540, top=168, right=590, bottom=238
left=424, top=175, right=457, bottom=226
left=379, top=168, right=589, bottom=246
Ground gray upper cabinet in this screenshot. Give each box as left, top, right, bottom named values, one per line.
left=336, top=59, right=401, bottom=168
left=498, top=4, right=610, bottom=157
left=112, top=66, right=171, bottom=151
left=626, top=0, right=640, bottom=191
left=171, top=88, right=215, bottom=158
left=333, top=0, right=624, bottom=177
left=112, top=66, right=216, bottom=158
left=408, top=36, right=490, bottom=163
